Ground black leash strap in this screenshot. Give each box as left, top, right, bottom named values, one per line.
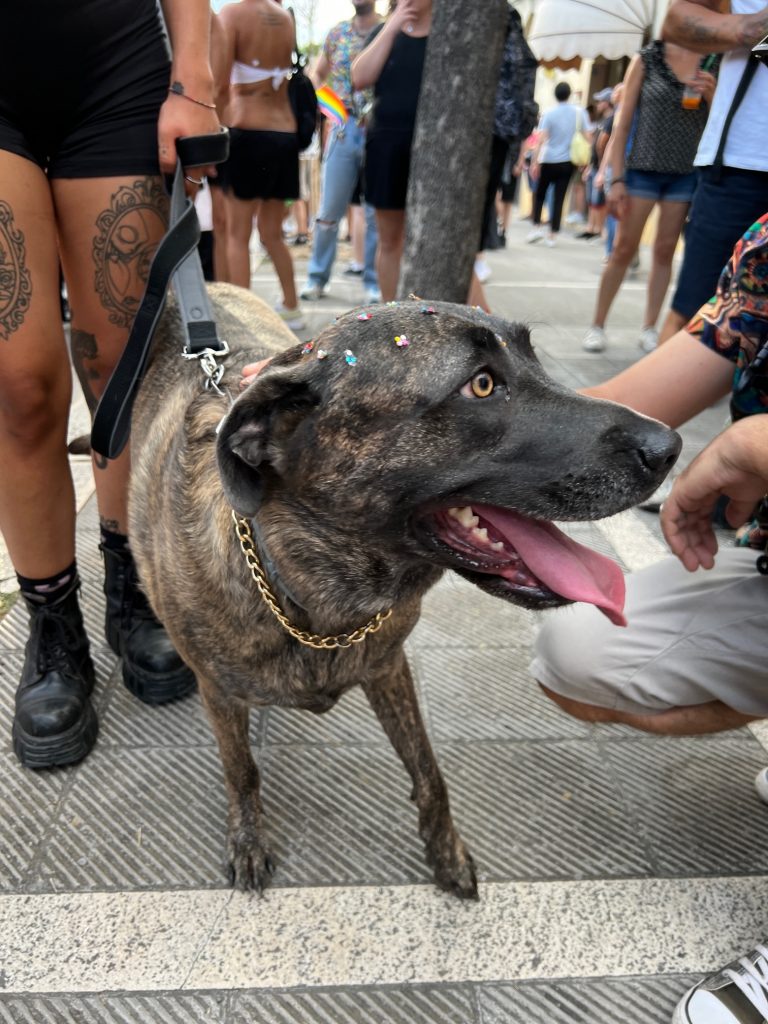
left=91, top=130, right=230, bottom=460
left=711, top=54, right=759, bottom=182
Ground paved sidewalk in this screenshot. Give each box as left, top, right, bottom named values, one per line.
left=2, top=219, right=768, bottom=1024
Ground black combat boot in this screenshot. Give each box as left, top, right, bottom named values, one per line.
left=13, top=577, right=98, bottom=769
left=100, top=543, right=196, bottom=704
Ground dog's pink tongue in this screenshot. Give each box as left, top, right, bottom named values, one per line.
left=475, top=505, right=627, bottom=626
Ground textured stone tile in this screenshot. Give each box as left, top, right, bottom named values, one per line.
left=231, top=987, right=477, bottom=1024
left=0, top=992, right=226, bottom=1023
left=478, top=977, right=699, bottom=1024
left=34, top=746, right=229, bottom=890
left=437, top=739, right=653, bottom=881
left=602, top=735, right=768, bottom=876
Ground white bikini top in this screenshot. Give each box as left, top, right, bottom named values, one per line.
left=231, top=60, right=292, bottom=89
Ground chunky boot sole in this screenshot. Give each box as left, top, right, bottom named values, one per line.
left=121, top=657, right=196, bottom=706
left=106, top=619, right=196, bottom=705
left=12, top=700, right=99, bottom=769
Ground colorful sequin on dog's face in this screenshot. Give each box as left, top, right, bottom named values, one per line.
left=345, top=350, right=357, bottom=366
left=395, top=335, right=409, bottom=347
left=460, top=369, right=496, bottom=399
left=421, top=306, right=436, bottom=315
left=301, top=341, right=315, bottom=355
left=357, top=312, right=372, bottom=322
left=316, top=349, right=328, bottom=360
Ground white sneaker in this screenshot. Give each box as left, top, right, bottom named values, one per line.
left=582, top=326, right=607, bottom=353
left=475, top=257, right=492, bottom=283
left=639, top=326, right=659, bottom=353
left=754, top=767, right=768, bottom=805
left=544, top=236, right=556, bottom=248
left=526, top=228, right=545, bottom=244
left=364, top=286, right=381, bottom=304
left=673, top=944, right=768, bottom=1022
left=299, top=282, right=327, bottom=301
left=274, top=301, right=306, bottom=331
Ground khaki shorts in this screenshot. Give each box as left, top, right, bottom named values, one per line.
left=530, top=547, right=768, bottom=717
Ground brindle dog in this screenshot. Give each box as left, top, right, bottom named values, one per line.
left=129, top=283, right=680, bottom=898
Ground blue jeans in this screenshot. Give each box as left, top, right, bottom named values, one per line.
left=305, top=121, right=378, bottom=290
left=671, top=165, right=768, bottom=318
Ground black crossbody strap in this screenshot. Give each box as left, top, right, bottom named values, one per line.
left=712, top=54, right=758, bottom=181
left=91, top=130, right=229, bottom=461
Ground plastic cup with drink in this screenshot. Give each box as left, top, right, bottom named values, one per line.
left=682, top=53, right=717, bottom=110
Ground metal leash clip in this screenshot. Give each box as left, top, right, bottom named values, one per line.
left=182, top=340, right=230, bottom=396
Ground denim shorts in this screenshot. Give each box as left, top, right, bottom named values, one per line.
left=586, top=168, right=605, bottom=208
left=625, top=168, right=698, bottom=203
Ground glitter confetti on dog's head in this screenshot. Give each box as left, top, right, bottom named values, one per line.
left=301, top=340, right=315, bottom=355
left=317, top=348, right=328, bottom=360
left=357, top=312, right=372, bottom=322
left=344, top=349, right=357, bottom=366
left=395, top=335, right=409, bottom=348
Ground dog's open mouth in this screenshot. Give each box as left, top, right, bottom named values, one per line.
left=419, top=503, right=627, bottom=625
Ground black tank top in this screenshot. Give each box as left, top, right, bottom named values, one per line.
left=627, top=41, right=714, bottom=175
left=366, top=25, right=428, bottom=136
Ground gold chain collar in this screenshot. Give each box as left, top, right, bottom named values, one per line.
left=232, top=511, right=393, bottom=650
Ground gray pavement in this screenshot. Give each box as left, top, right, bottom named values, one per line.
left=1, top=217, right=766, bottom=1023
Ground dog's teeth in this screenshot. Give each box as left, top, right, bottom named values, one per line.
left=471, top=527, right=489, bottom=544
left=490, top=540, right=505, bottom=552
left=449, top=506, right=479, bottom=528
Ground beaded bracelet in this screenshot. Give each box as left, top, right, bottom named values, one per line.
left=168, top=81, right=216, bottom=110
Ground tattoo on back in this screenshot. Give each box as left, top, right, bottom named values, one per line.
left=93, top=178, right=168, bottom=329
left=0, top=200, right=32, bottom=341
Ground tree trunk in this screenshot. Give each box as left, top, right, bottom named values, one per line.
left=399, top=0, right=509, bottom=303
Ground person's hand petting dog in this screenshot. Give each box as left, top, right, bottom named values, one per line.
left=661, top=417, right=768, bottom=572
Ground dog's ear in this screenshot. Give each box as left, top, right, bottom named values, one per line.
left=216, top=363, right=318, bottom=516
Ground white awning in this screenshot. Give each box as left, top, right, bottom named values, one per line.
left=528, top=0, right=655, bottom=62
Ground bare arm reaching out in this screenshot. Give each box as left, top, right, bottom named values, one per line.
left=663, top=0, right=768, bottom=53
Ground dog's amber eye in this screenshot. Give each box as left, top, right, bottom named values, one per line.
left=469, top=371, right=495, bottom=398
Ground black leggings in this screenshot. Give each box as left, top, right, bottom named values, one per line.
left=533, top=161, right=574, bottom=234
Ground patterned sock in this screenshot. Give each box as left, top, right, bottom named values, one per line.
left=17, top=561, right=78, bottom=604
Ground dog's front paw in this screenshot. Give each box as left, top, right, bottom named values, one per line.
left=226, top=828, right=275, bottom=893
left=429, top=832, right=478, bottom=900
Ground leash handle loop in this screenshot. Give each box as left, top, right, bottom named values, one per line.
left=91, top=129, right=230, bottom=460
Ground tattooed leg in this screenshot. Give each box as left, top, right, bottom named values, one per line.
left=0, top=151, right=77, bottom=577
left=69, top=327, right=108, bottom=470
left=54, top=175, right=168, bottom=531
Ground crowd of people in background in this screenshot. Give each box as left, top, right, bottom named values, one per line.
left=6, top=0, right=768, bottom=1020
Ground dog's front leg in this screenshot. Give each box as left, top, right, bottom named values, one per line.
left=361, top=654, right=477, bottom=899
left=198, top=681, right=274, bottom=892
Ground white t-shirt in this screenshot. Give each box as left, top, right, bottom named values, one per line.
left=695, top=0, right=768, bottom=171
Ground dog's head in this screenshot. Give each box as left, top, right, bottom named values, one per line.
left=217, top=302, right=680, bottom=625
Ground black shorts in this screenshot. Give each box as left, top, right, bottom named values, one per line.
left=0, top=0, right=169, bottom=178
left=226, top=129, right=300, bottom=202
left=364, top=129, right=414, bottom=211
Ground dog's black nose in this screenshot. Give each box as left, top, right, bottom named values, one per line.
left=632, top=421, right=682, bottom=475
